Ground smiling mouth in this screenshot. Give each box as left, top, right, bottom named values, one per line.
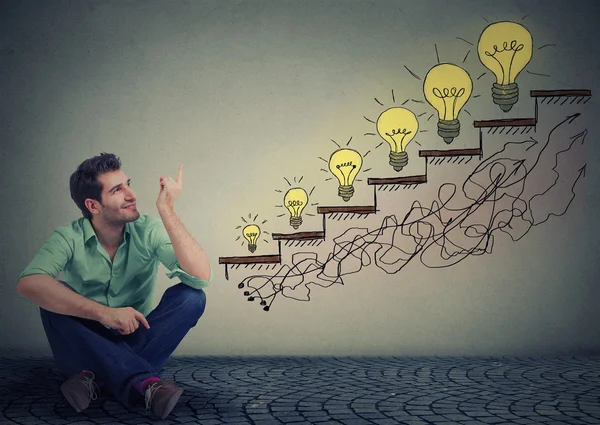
left=124, top=204, right=137, bottom=209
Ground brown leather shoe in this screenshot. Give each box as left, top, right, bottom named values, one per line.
left=144, top=379, right=184, bottom=419
left=60, top=371, right=100, bottom=412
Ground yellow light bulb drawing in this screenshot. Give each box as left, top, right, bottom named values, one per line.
left=477, top=21, right=533, bottom=112
left=284, top=187, right=308, bottom=230
left=328, top=148, right=362, bottom=202
left=423, top=63, right=472, bottom=144
left=242, top=224, right=260, bottom=253
left=376, top=107, right=419, bottom=172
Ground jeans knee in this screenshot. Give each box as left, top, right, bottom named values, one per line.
left=39, top=307, right=52, bottom=325
left=40, top=306, right=61, bottom=323
left=39, top=306, right=72, bottom=334
left=167, top=284, right=206, bottom=320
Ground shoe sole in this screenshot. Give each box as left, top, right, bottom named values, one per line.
left=61, top=385, right=87, bottom=412
left=158, top=388, right=183, bottom=419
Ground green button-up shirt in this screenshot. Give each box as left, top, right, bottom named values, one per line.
left=17, top=214, right=213, bottom=317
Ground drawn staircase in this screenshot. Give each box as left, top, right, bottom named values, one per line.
left=219, top=89, right=591, bottom=281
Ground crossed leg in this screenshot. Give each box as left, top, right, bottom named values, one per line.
left=40, top=281, right=206, bottom=407
left=121, top=283, right=206, bottom=371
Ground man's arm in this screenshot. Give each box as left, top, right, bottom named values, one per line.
left=17, top=274, right=106, bottom=321
left=157, top=205, right=211, bottom=281
left=18, top=274, right=148, bottom=333
left=18, top=229, right=149, bottom=333
left=16, top=229, right=107, bottom=321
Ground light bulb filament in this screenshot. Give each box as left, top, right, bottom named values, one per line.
left=484, top=40, right=525, bottom=84
left=336, top=162, right=357, bottom=185
left=432, top=87, right=466, bottom=121
left=287, top=200, right=304, bottom=216
left=384, top=128, right=412, bottom=151
left=432, top=87, right=466, bottom=98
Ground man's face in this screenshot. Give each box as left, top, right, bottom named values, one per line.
left=93, top=169, right=140, bottom=225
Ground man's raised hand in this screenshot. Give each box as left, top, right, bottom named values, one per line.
left=156, top=164, right=183, bottom=211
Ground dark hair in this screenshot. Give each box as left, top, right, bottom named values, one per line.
left=69, top=153, right=122, bottom=220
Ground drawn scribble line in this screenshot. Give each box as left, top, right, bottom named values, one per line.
left=238, top=113, right=588, bottom=310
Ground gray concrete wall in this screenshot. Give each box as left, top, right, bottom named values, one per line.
left=1, top=0, right=599, bottom=357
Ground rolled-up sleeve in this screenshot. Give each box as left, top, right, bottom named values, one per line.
left=18, top=229, right=73, bottom=280
left=149, top=218, right=213, bottom=290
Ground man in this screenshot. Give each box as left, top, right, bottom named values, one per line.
left=16, top=153, right=213, bottom=420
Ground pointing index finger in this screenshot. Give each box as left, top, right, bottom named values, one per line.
left=177, top=164, right=183, bottom=183
left=135, top=310, right=151, bottom=329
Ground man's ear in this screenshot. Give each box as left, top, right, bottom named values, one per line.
left=85, top=198, right=101, bottom=215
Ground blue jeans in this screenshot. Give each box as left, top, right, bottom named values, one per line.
left=39, top=281, right=206, bottom=407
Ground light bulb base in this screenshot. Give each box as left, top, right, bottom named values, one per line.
left=437, top=119, right=460, bottom=144
left=290, top=216, right=302, bottom=230
left=247, top=243, right=257, bottom=253
left=389, top=151, right=409, bottom=172
left=338, top=184, right=354, bottom=202
left=492, top=82, right=519, bottom=112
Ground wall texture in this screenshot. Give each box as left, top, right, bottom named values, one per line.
left=1, top=0, right=599, bottom=357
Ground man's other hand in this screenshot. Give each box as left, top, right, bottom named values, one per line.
left=99, top=306, right=150, bottom=335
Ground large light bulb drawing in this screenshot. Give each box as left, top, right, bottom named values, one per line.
left=242, top=224, right=260, bottom=253
left=477, top=21, right=533, bottom=112
left=328, top=148, right=362, bottom=202
left=376, top=107, right=419, bottom=172
left=284, top=187, right=308, bottom=230
left=423, top=63, right=472, bottom=144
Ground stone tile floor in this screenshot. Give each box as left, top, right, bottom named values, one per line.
left=0, top=356, right=599, bottom=425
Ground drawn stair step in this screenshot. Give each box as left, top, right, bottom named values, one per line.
left=367, top=175, right=427, bottom=185
left=531, top=89, right=591, bottom=105
left=317, top=206, right=376, bottom=214
left=473, top=118, right=536, bottom=129
left=272, top=231, right=325, bottom=241
left=218, top=255, right=282, bottom=280
left=219, top=255, right=281, bottom=265
left=419, top=148, right=482, bottom=158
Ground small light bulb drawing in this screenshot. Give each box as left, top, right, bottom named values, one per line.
left=284, top=187, right=308, bottom=230
left=242, top=224, right=260, bottom=253
left=328, top=148, right=362, bottom=202
left=477, top=21, right=533, bottom=112
left=376, top=107, right=419, bottom=171
left=423, top=63, right=473, bottom=144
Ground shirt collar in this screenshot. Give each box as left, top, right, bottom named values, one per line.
left=83, top=218, right=131, bottom=244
